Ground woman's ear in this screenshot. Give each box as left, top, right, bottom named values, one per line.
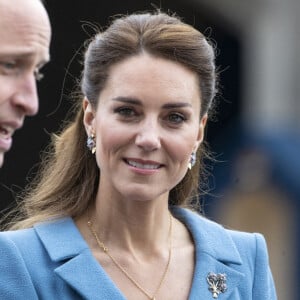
left=194, top=114, right=208, bottom=151
left=83, top=97, right=95, bottom=135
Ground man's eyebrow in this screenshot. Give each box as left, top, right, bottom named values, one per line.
left=0, top=51, right=50, bottom=64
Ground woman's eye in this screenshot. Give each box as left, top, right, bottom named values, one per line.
left=168, top=113, right=186, bottom=124
left=114, top=107, right=136, bottom=117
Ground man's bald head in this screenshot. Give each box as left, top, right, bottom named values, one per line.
left=0, top=0, right=51, bottom=167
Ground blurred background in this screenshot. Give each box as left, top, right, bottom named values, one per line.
left=1, top=0, right=299, bottom=298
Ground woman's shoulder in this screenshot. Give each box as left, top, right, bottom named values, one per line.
left=225, top=226, right=268, bottom=256
left=0, top=217, right=86, bottom=299
left=0, top=226, right=37, bottom=251
left=0, top=217, right=74, bottom=252
left=0, top=227, right=40, bottom=298
left=172, top=207, right=276, bottom=299
left=171, top=206, right=269, bottom=259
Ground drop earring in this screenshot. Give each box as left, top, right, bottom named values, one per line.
left=87, top=134, right=96, bottom=154
left=188, top=152, right=196, bottom=170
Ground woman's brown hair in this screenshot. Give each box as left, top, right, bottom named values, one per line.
left=7, top=11, right=217, bottom=229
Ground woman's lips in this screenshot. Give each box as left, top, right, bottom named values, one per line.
left=124, top=158, right=164, bottom=174
left=125, top=159, right=161, bottom=169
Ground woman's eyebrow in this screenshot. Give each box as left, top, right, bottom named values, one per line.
left=162, top=102, right=192, bottom=109
left=112, top=97, right=192, bottom=109
left=112, top=96, right=142, bottom=105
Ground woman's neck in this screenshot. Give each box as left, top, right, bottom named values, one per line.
left=90, top=194, right=171, bottom=255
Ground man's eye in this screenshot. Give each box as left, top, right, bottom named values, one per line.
left=4, top=62, right=16, bottom=69
left=0, top=61, right=17, bottom=72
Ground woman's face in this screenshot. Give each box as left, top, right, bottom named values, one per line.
left=84, top=53, right=207, bottom=202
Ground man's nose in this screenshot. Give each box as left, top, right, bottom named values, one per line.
left=12, top=73, right=39, bottom=116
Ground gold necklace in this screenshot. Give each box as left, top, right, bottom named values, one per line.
left=87, top=213, right=173, bottom=300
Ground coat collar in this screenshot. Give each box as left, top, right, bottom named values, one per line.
left=172, top=207, right=245, bottom=299
left=34, top=208, right=245, bottom=299
left=171, top=207, right=243, bottom=264
left=34, top=218, right=126, bottom=299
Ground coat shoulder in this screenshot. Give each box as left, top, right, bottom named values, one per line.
left=0, top=229, right=39, bottom=299
left=172, top=207, right=277, bottom=299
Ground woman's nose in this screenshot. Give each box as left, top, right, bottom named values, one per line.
left=135, top=118, right=161, bottom=152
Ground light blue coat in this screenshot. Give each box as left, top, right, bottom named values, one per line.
left=0, top=208, right=276, bottom=299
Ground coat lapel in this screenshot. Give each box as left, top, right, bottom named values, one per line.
left=34, top=217, right=126, bottom=300
left=190, top=253, right=244, bottom=299
left=34, top=210, right=246, bottom=299
left=172, top=208, right=245, bottom=300
left=54, top=250, right=126, bottom=299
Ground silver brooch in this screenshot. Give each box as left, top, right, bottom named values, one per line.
left=206, top=272, right=227, bottom=299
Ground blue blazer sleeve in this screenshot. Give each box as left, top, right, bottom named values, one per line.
left=0, top=234, right=38, bottom=299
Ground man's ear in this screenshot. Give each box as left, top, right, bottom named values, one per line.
left=83, top=97, right=95, bottom=135
left=194, top=114, right=208, bottom=151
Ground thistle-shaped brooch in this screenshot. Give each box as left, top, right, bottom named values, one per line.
left=206, top=272, right=227, bottom=299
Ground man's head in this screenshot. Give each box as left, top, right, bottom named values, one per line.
left=0, top=0, right=51, bottom=167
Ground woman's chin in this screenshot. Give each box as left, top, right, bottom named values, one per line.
left=118, top=188, right=168, bottom=204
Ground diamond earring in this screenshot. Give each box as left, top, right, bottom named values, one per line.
left=188, top=152, right=196, bottom=170
left=87, top=134, right=96, bottom=154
